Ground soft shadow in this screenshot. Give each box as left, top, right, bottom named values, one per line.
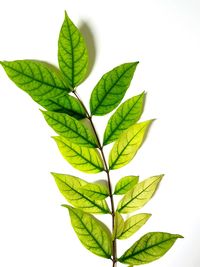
left=79, top=21, right=96, bottom=77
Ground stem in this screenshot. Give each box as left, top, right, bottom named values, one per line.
left=73, top=91, right=117, bottom=266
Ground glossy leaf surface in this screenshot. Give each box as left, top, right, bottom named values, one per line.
left=117, top=175, right=163, bottom=214
left=52, top=173, right=110, bottom=214
left=109, top=120, right=152, bottom=170
left=64, top=205, right=112, bottom=258
left=103, top=92, right=145, bottom=145
left=118, top=232, right=183, bottom=265
left=80, top=183, right=109, bottom=200
left=114, top=176, right=139, bottom=195
left=90, top=62, right=138, bottom=116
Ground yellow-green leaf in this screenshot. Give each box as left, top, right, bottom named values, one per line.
left=114, top=176, right=139, bottom=195
left=117, top=175, right=163, bottom=214
left=118, top=213, right=151, bottom=240
left=109, top=120, right=152, bottom=170
left=53, top=136, right=104, bottom=173
left=80, top=182, right=109, bottom=200
left=58, top=12, right=88, bottom=88
left=42, top=110, right=98, bottom=148
left=64, top=205, right=112, bottom=259
left=103, top=92, right=145, bottom=145
left=113, top=212, right=124, bottom=239
left=90, top=62, right=139, bottom=116
left=118, top=232, right=183, bottom=265
left=52, top=173, right=110, bottom=214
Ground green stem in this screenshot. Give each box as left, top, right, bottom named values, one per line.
left=73, top=90, right=117, bottom=267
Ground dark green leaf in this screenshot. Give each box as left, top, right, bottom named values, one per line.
left=117, top=175, right=163, bottom=214
left=118, top=232, right=183, bottom=265
left=103, top=92, right=145, bottom=145
left=64, top=205, right=112, bottom=258
left=58, top=12, right=88, bottom=88
left=53, top=136, right=104, bottom=173
left=109, top=120, right=152, bottom=170
left=90, top=62, right=139, bottom=116
left=42, top=110, right=98, bottom=148
left=52, top=173, right=110, bottom=214
left=0, top=60, right=69, bottom=98
left=114, top=176, right=139, bottom=195
left=118, top=213, right=151, bottom=240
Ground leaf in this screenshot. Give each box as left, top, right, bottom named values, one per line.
left=80, top=182, right=109, bottom=200
left=113, top=212, right=124, bottom=239
left=109, top=120, right=152, bottom=170
left=53, top=136, right=104, bottom=173
left=37, top=94, right=86, bottom=119
left=63, top=205, right=112, bottom=259
left=103, top=92, right=145, bottom=145
left=52, top=173, right=110, bottom=214
left=42, top=110, right=98, bottom=148
left=118, top=213, right=151, bottom=240
left=90, top=62, right=139, bottom=116
left=58, top=12, right=88, bottom=88
left=118, top=232, right=183, bottom=265
left=117, top=175, right=163, bottom=214
left=0, top=60, right=69, bottom=98
left=114, top=176, right=139, bottom=195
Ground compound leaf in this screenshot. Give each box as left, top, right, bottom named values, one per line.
left=114, top=176, right=139, bottom=195
left=117, top=175, right=163, bottom=214
left=118, top=232, right=183, bottom=265
left=113, top=212, right=124, bottom=239
left=58, top=12, right=88, bottom=88
left=52, top=173, right=110, bottom=214
left=109, top=120, right=152, bottom=170
left=0, top=60, right=69, bottom=98
left=80, top=182, right=109, bottom=200
left=90, top=62, right=139, bottom=116
left=53, top=136, right=104, bottom=173
left=42, top=110, right=98, bottom=148
left=118, top=213, right=151, bottom=240
left=63, top=205, right=112, bottom=258
left=103, top=92, right=145, bottom=145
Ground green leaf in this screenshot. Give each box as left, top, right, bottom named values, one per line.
left=113, top=212, right=124, bottom=239
left=58, top=12, right=88, bottom=88
left=118, top=232, right=183, bottom=265
left=42, top=110, right=98, bottom=148
left=37, top=94, right=86, bottom=119
left=90, top=62, right=139, bottom=116
left=114, top=176, right=139, bottom=195
left=52, top=173, right=110, bottom=214
left=117, top=175, right=163, bottom=214
left=118, top=213, right=151, bottom=240
left=64, top=205, right=112, bottom=259
left=103, top=92, right=145, bottom=145
left=53, top=136, right=104, bottom=173
left=80, top=182, right=109, bottom=200
left=109, top=120, right=152, bottom=170
left=0, top=60, right=69, bottom=98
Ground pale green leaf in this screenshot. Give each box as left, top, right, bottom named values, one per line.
left=37, top=94, right=86, bottom=119
left=114, top=176, right=139, bottom=195
left=63, top=205, right=112, bottom=258
left=58, top=12, right=88, bottom=88
left=117, top=175, right=163, bottom=214
left=53, top=136, right=104, bottom=173
left=42, top=110, right=98, bottom=148
left=0, top=60, right=69, bottom=99
left=90, top=62, right=139, bottom=116
left=52, top=173, right=110, bottom=214
left=109, top=120, right=152, bottom=170
left=113, top=212, right=124, bottom=239
left=118, top=213, right=151, bottom=240
left=103, top=92, right=145, bottom=145
left=80, top=182, right=109, bottom=200
left=118, top=232, right=183, bottom=265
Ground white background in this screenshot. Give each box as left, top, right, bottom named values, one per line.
left=0, top=0, right=200, bottom=266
